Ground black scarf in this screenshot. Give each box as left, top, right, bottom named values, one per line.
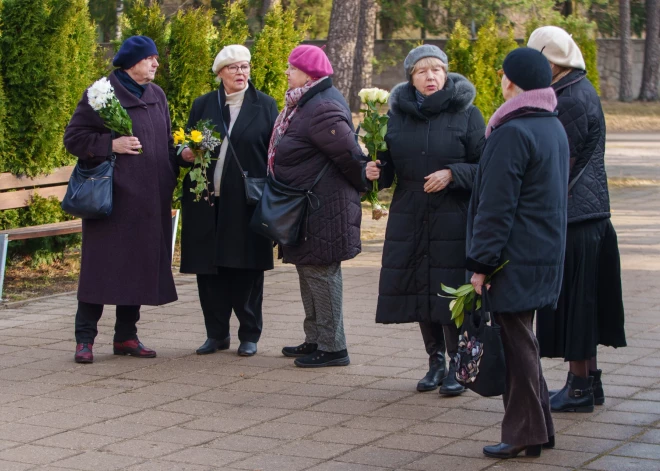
left=115, top=69, right=147, bottom=98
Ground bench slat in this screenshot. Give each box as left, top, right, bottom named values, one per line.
left=0, top=220, right=83, bottom=241
left=0, top=186, right=69, bottom=211
left=0, top=166, right=74, bottom=191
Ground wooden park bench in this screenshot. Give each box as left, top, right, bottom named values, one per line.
left=0, top=167, right=180, bottom=301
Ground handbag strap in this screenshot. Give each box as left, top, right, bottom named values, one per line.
left=217, top=90, right=247, bottom=181
left=568, top=158, right=591, bottom=192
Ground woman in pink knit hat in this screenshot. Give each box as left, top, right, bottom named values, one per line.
left=269, top=45, right=379, bottom=368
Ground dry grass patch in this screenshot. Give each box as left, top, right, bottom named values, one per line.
left=603, top=101, right=660, bottom=132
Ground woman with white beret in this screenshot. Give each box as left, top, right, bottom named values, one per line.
left=178, top=45, right=279, bottom=357
left=529, top=26, right=626, bottom=414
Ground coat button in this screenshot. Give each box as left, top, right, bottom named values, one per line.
left=421, top=151, right=426, bottom=155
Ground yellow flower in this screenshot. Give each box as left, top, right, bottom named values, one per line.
left=190, top=130, right=203, bottom=143
left=173, top=128, right=185, bottom=145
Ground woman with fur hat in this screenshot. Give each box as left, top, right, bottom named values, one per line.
left=373, top=44, right=485, bottom=396
left=274, top=45, right=374, bottom=368
left=178, top=45, right=279, bottom=358
left=528, top=26, right=626, bottom=413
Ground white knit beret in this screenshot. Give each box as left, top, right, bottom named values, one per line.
left=527, top=26, right=586, bottom=71
left=212, top=45, right=251, bottom=74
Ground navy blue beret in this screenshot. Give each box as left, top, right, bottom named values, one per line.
left=113, top=36, right=158, bottom=70
left=502, top=47, right=552, bottom=91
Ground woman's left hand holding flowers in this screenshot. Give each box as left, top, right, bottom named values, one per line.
left=365, top=160, right=381, bottom=181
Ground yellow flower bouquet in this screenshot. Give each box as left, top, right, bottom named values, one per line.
left=174, top=120, right=222, bottom=203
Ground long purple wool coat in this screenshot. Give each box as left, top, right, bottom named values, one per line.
left=63, top=71, right=178, bottom=306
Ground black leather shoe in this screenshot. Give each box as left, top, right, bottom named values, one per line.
left=483, top=442, right=542, bottom=459
left=294, top=349, right=350, bottom=368
left=551, top=372, right=594, bottom=413
left=439, top=359, right=465, bottom=396
left=417, top=353, right=446, bottom=392
left=543, top=435, right=555, bottom=449
left=196, top=336, right=230, bottom=355
left=238, top=341, right=257, bottom=357
left=590, top=369, right=605, bottom=405
left=282, top=342, right=318, bottom=357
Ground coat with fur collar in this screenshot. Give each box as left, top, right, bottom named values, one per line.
left=375, top=73, right=485, bottom=325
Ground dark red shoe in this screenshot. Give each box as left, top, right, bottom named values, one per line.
left=113, top=339, right=157, bottom=358
left=74, top=343, right=94, bottom=364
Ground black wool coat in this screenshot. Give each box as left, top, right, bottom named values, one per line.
left=466, top=110, right=569, bottom=314
left=64, top=71, right=179, bottom=306
left=553, top=70, right=610, bottom=224
left=375, top=74, right=485, bottom=325
left=179, top=83, right=278, bottom=273
left=273, top=78, right=369, bottom=266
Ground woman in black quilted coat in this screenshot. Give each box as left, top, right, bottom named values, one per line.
left=270, top=45, right=372, bottom=368
left=374, top=45, right=485, bottom=396
left=529, top=26, right=626, bottom=413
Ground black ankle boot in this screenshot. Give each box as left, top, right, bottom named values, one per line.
left=590, top=369, right=604, bottom=405
left=417, top=353, right=446, bottom=392
left=550, top=372, right=594, bottom=413
left=439, top=359, right=465, bottom=396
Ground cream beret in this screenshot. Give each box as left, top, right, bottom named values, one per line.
left=212, top=45, right=251, bottom=74
left=527, top=26, right=586, bottom=71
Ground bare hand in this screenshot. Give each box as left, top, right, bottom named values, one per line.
left=112, top=136, right=142, bottom=155
left=181, top=147, right=196, bottom=163
left=423, top=169, right=452, bottom=193
left=470, top=272, right=490, bottom=295
left=365, top=160, right=381, bottom=181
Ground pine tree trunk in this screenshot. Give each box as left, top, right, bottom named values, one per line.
left=620, top=0, right=634, bottom=101
left=639, top=0, right=660, bottom=101
left=349, top=0, right=377, bottom=111
left=116, top=0, right=123, bottom=40
left=326, top=0, right=360, bottom=98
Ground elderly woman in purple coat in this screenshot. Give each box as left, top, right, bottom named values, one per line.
left=64, top=36, right=179, bottom=364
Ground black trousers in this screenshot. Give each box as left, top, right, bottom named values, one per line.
left=419, top=321, right=459, bottom=356
left=196, top=268, right=264, bottom=343
left=75, top=301, right=140, bottom=344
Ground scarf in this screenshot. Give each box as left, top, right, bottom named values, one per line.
left=115, top=69, right=146, bottom=98
left=415, top=89, right=426, bottom=108
left=267, top=76, right=328, bottom=175
left=485, top=87, right=557, bottom=138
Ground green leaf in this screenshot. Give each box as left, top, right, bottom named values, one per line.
left=454, top=284, right=474, bottom=296
left=441, top=284, right=458, bottom=295
left=379, top=124, right=387, bottom=138
left=454, top=312, right=464, bottom=329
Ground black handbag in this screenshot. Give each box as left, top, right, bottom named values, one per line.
left=61, top=154, right=115, bottom=219
left=452, top=290, right=507, bottom=397
left=218, top=92, right=264, bottom=206
left=249, top=162, right=332, bottom=246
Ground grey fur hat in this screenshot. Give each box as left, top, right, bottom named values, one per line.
left=404, top=44, right=448, bottom=80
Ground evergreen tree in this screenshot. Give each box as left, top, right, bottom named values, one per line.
left=445, top=20, right=472, bottom=79
left=251, top=3, right=307, bottom=108
left=169, top=7, right=217, bottom=130
left=217, top=0, right=250, bottom=50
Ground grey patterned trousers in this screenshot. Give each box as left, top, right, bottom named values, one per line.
left=296, top=263, right=346, bottom=352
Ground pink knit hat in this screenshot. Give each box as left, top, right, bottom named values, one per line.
left=288, top=45, right=333, bottom=79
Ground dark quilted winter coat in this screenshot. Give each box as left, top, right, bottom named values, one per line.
left=63, top=71, right=178, bottom=306
left=554, top=70, right=610, bottom=224
left=375, top=74, right=485, bottom=325
left=272, top=78, right=369, bottom=266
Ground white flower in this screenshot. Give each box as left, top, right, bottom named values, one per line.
left=358, top=87, right=390, bottom=104
left=87, top=77, right=115, bottom=111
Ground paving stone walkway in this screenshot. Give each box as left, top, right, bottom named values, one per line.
left=0, top=135, right=658, bottom=470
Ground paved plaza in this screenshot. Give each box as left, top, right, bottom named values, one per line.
left=0, top=134, right=658, bottom=470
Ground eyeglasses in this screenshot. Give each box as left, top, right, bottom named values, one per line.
left=225, top=64, right=250, bottom=74
left=497, top=69, right=504, bottom=78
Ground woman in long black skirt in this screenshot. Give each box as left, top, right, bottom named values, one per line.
left=529, top=26, right=626, bottom=413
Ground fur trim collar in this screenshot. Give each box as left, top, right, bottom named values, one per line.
left=389, top=73, right=476, bottom=116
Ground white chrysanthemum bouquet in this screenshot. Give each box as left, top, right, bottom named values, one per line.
left=87, top=77, right=140, bottom=152
left=358, top=88, right=390, bottom=220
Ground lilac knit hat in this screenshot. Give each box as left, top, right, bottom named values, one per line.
left=288, top=45, right=333, bottom=79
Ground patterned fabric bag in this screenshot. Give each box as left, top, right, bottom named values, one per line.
left=452, top=290, right=506, bottom=397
